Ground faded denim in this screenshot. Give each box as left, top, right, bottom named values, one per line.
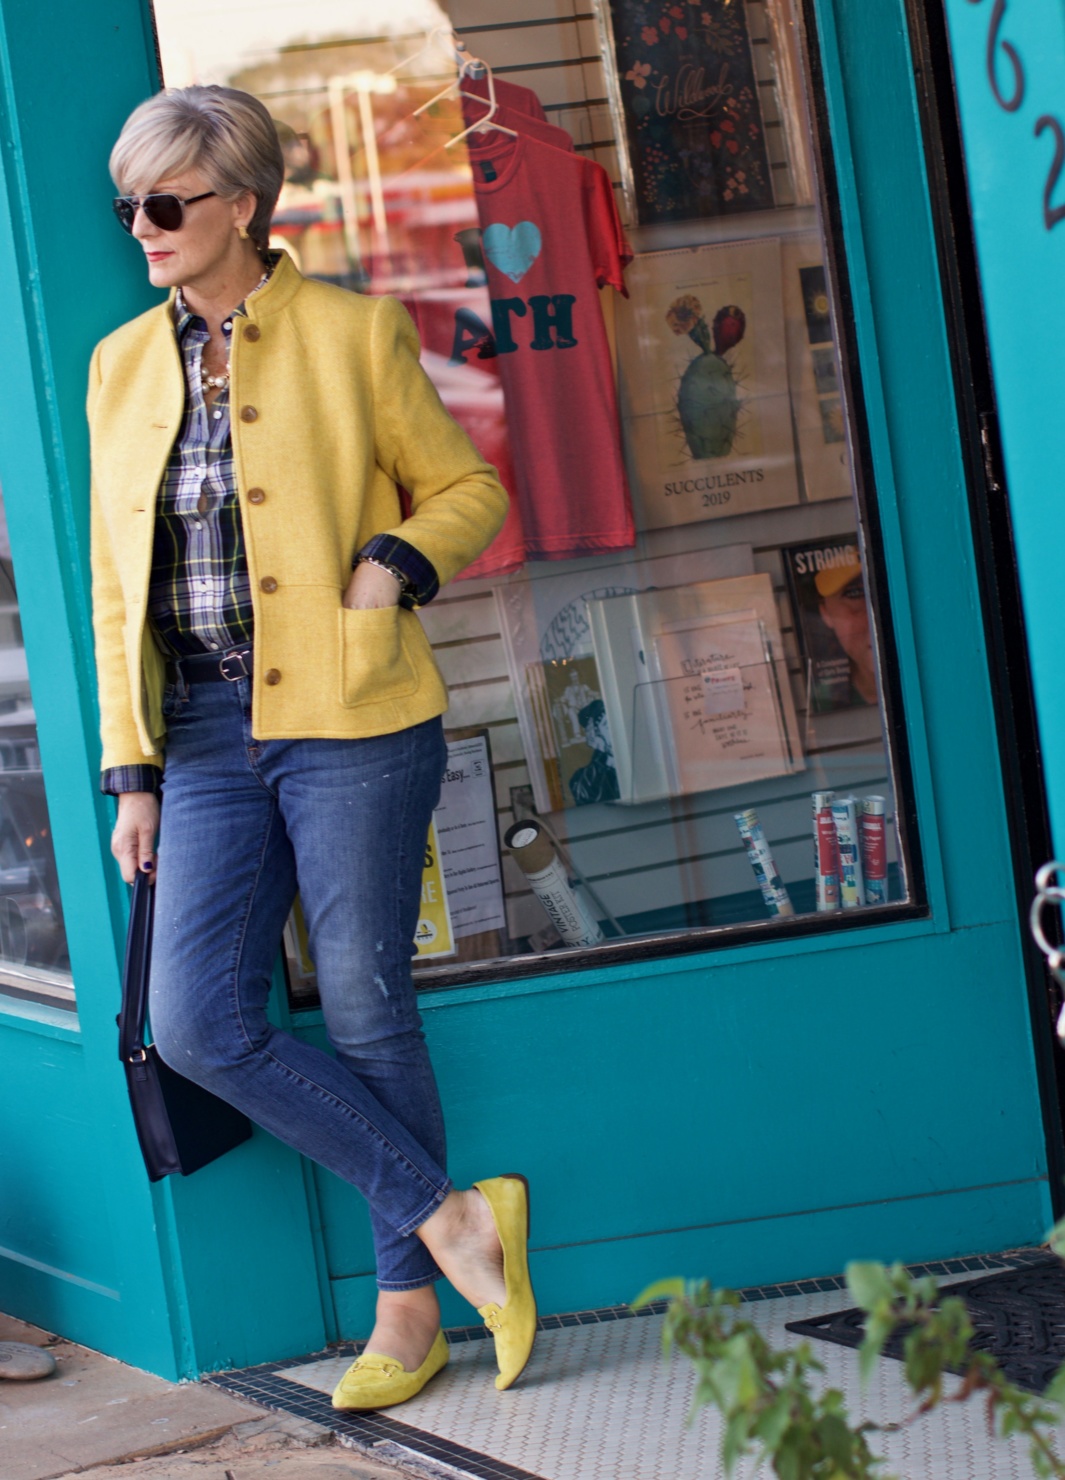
left=148, top=673, right=450, bottom=1290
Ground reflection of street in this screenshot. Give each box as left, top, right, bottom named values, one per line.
left=0, top=541, right=69, bottom=977
left=0, top=768, right=67, bottom=970
left=261, top=48, right=484, bottom=298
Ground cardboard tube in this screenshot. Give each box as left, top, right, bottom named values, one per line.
left=504, top=820, right=604, bottom=947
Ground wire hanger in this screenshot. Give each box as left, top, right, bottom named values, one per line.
left=384, top=23, right=462, bottom=79
left=413, top=54, right=517, bottom=148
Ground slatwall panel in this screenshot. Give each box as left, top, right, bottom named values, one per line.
left=448, top=1, right=622, bottom=195
left=422, top=502, right=895, bottom=946
left=745, top=0, right=798, bottom=209
left=415, top=1, right=896, bottom=950
left=447, top=0, right=797, bottom=223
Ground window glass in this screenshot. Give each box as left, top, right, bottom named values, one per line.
left=0, top=488, right=71, bottom=1003
left=150, top=0, right=918, bottom=996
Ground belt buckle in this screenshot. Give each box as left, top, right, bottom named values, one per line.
left=218, top=649, right=251, bottom=682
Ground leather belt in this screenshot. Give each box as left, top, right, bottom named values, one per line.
left=174, top=646, right=254, bottom=683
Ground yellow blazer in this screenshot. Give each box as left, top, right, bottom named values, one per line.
left=89, top=251, right=508, bottom=775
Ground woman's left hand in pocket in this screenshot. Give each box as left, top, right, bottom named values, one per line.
left=342, top=562, right=403, bottom=610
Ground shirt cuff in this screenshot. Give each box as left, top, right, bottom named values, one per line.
left=101, top=765, right=162, bottom=796
left=355, top=534, right=440, bottom=609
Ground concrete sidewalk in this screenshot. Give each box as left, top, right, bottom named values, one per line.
left=0, top=1314, right=413, bottom=1480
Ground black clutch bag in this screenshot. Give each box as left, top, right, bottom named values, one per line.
left=118, top=871, right=253, bottom=1181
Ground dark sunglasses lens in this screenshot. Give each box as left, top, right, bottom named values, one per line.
left=143, top=194, right=184, bottom=231
left=112, top=198, right=136, bottom=233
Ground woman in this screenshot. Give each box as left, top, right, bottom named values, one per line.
left=90, top=84, right=533, bottom=1409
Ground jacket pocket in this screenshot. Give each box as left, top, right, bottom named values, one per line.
left=338, top=604, right=419, bottom=707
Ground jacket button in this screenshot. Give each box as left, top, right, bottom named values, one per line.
left=264, top=668, right=281, bottom=685
left=244, top=324, right=261, bottom=342
left=240, top=405, right=258, bottom=422
left=247, top=487, right=266, bottom=504
left=260, top=576, right=278, bottom=593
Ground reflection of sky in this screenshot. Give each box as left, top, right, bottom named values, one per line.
left=153, top=0, right=448, bottom=87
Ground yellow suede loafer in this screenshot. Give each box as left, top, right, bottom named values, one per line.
left=474, top=1173, right=537, bottom=1391
left=331, top=1328, right=448, bottom=1410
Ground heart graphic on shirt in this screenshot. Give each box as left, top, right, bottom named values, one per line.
left=483, top=221, right=542, bottom=283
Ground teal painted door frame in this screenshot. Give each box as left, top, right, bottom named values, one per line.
left=0, top=0, right=1054, bottom=1379
left=939, top=2, right=1065, bottom=860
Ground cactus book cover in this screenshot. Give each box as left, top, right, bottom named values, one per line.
left=606, top=0, right=775, bottom=224
left=616, top=239, right=799, bottom=529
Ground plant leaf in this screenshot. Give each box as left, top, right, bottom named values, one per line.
left=846, top=1262, right=895, bottom=1311
left=631, top=1278, right=686, bottom=1311
left=1047, top=1215, right=1065, bottom=1260
left=721, top=1410, right=753, bottom=1473
left=858, top=1312, right=894, bottom=1385
left=818, top=1411, right=855, bottom=1468
left=1042, top=1363, right=1065, bottom=1411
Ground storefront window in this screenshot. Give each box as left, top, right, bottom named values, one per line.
left=150, top=0, right=919, bottom=995
left=0, top=488, right=71, bottom=1004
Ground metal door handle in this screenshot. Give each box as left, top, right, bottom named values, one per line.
left=1029, top=861, right=1065, bottom=1041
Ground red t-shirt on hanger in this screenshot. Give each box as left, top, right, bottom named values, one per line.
left=461, top=129, right=635, bottom=560
left=462, top=74, right=547, bottom=123
left=461, top=97, right=574, bottom=153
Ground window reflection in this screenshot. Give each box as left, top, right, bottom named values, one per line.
left=0, top=490, right=70, bottom=999
left=149, top=0, right=915, bottom=990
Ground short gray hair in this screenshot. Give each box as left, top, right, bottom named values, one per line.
left=110, top=86, right=284, bottom=251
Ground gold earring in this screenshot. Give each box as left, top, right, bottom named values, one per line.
left=238, top=225, right=249, bottom=240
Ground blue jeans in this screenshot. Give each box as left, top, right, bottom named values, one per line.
left=148, top=674, right=451, bottom=1291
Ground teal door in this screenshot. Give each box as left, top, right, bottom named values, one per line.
left=0, top=0, right=1060, bottom=1381
left=942, top=2, right=1065, bottom=860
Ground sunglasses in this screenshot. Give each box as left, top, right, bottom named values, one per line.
left=112, top=191, right=216, bottom=234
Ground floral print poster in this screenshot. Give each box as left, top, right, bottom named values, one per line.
left=607, top=0, right=775, bottom=223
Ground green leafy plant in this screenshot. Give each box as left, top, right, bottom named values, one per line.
left=634, top=1277, right=884, bottom=1479
left=850, top=1260, right=1065, bottom=1479
left=635, top=1234, right=1065, bottom=1480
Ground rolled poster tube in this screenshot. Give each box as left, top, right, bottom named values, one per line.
left=812, top=791, right=841, bottom=912
left=504, top=820, right=604, bottom=947
left=734, top=808, right=794, bottom=917
left=831, top=797, right=866, bottom=908
left=860, top=795, right=888, bottom=905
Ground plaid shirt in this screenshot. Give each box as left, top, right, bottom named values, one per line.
left=102, top=279, right=438, bottom=796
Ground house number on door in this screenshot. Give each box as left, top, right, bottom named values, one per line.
left=965, top=0, right=1065, bottom=229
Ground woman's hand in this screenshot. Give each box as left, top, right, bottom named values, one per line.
left=342, top=562, right=403, bottom=610
left=112, top=791, right=160, bottom=884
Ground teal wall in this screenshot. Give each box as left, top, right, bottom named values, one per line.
left=0, top=0, right=1053, bottom=1378
left=941, top=1, right=1065, bottom=858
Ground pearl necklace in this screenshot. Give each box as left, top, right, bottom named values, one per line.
left=198, top=267, right=271, bottom=396
left=201, top=366, right=230, bottom=393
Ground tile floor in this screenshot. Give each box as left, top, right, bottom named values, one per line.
left=207, top=1251, right=1060, bottom=1480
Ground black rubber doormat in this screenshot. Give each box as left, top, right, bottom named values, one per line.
left=785, top=1254, right=1065, bottom=1393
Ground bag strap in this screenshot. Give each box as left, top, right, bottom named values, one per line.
left=117, top=872, right=155, bottom=1064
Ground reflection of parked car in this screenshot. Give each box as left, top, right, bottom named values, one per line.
left=0, top=763, right=67, bottom=970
